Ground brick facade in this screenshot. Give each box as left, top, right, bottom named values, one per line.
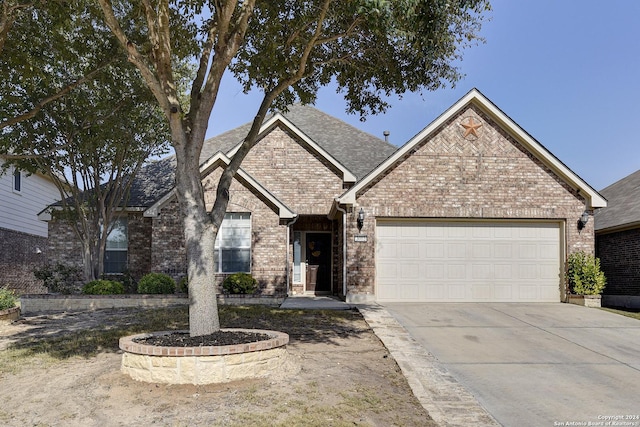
left=43, top=99, right=599, bottom=301
left=596, top=228, right=640, bottom=296
left=151, top=166, right=289, bottom=294
left=344, top=106, right=593, bottom=299
left=0, top=227, right=48, bottom=293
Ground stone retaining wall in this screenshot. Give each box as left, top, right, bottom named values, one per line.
left=0, top=307, right=20, bottom=324
left=120, top=329, right=290, bottom=384
left=19, top=294, right=285, bottom=315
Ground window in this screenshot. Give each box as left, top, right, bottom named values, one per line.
left=12, top=168, right=21, bottom=193
left=104, top=218, right=128, bottom=274
left=214, top=213, right=251, bottom=273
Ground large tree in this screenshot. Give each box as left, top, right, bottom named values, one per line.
left=1, top=0, right=171, bottom=282
left=0, top=1, right=116, bottom=130
left=96, top=0, right=490, bottom=336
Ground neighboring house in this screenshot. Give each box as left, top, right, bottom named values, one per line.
left=595, top=170, right=640, bottom=308
left=44, top=89, right=606, bottom=303
left=0, top=159, right=60, bottom=292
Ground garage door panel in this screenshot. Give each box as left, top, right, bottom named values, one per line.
left=448, top=243, right=466, bottom=258
left=400, top=242, right=420, bottom=258
left=376, top=221, right=561, bottom=302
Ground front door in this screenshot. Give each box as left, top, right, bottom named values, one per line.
left=305, top=233, right=331, bottom=293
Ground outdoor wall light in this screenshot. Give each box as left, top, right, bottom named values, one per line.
left=578, top=210, right=590, bottom=230
left=357, top=208, right=365, bottom=232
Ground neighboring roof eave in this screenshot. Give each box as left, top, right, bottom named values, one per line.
left=337, top=88, right=607, bottom=209
left=595, top=220, right=640, bottom=235
left=39, top=205, right=146, bottom=221
left=226, top=113, right=358, bottom=184
left=144, top=151, right=296, bottom=220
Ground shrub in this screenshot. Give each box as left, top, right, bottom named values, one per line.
left=82, top=280, right=125, bottom=295
left=177, top=276, right=188, bottom=294
left=33, top=263, right=82, bottom=294
left=114, top=270, right=137, bottom=294
left=0, top=287, right=17, bottom=310
left=222, top=273, right=258, bottom=295
left=137, top=273, right=176, bottom=294
left=567, top=251, right=606, bottom=295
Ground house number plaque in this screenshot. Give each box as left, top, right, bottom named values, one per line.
left=354, top=235, right=368, bottom=242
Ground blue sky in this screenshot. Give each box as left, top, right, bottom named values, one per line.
left=207, top=0, right=640, bottom=191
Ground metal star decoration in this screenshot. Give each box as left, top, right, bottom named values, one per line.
left=461, top=117, right=482, bottom=138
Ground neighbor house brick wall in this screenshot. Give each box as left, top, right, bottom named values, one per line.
left=346, top=106, right=593, bottom=298
left=0, top=227, right=48, bottom=293
left=596, top=228, right=640, bottom=296
left=151, top=167, right=288, bottom=294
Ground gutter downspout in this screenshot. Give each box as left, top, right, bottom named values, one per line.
left=285, top=214, right=299, bottom=297
left=334, top=200, right=348, bottom=298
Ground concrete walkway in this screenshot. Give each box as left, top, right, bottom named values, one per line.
left=280, top=296, right=498, bottom=426
left=279, top=295, right=356, bottom=310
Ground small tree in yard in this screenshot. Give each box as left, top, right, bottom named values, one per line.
left=1, top=1, right=171, bottom=282
left=96, top=0, right=491, bottom=337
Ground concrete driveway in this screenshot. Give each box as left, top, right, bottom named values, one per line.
left=383, top=303, right=640, bottom=427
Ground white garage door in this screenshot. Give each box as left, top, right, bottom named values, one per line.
left=376, top=220, right=561, bottom=302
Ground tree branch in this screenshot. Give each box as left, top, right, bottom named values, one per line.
left=0, top=1, right=32, bottom=55
left=96, top=0, right=172, bottom=116
left=0, top=64, right=108, bottom=130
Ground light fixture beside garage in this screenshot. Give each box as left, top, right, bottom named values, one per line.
left=357, top=208, right=365, bottom=231
left=578, top=210, right=590, bottom=230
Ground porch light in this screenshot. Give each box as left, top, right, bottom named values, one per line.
left=578, top=210, right=590, bottom=230
left=357, top=208, right=365, bottom=231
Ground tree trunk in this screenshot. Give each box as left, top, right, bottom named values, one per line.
left=81, top=240, right=97, bottom=282
left=185, top=218, right=220, bottom=336
left=173, top=130, right=221, bottom=336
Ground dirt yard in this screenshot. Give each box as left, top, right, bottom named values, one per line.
left=0, top=306, right=435, bottom=426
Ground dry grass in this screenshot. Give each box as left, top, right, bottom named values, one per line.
left=0, top=305, right=434, bottom=426
left=600, top=306, right=640, bottom=320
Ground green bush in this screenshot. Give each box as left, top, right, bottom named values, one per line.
left=82, top=280, right=125, bottom=295
left=33, top=263, right=82, bottom=294
left=137, top=273, right=176, bottom=294
left=114, top=270, right=137, bottom=294
left=222, top=273, right=258, bottom=295
left=567, top=251, right=606, bottom=295
left=177, top=276, right=188, bottom=294
left=0, top=287, right=17, bottom=310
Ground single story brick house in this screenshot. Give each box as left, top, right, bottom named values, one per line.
left=595, top=170, right=640, bottom=308
left=43, top=89, right=606, bottom=303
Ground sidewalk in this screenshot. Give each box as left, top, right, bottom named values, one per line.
left=279, top=296, right=499, bottom=427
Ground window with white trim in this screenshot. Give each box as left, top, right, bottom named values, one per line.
left=214, top=212, right=251, bottom=273
left=104, top=218, right=128, bottom=274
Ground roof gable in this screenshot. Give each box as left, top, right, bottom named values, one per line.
left=201, top=104, right=397, bottom=180
left=338, top=89, right=607, bottom=209
left=144, top=152, right=296, bottom=220
left=226, top=113, right=357, bottom=183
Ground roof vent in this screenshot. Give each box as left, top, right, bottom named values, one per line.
left=383, top=130, right=390, bottom=143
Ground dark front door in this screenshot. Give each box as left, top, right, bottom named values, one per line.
left=306, top=233, right=331, bottom=293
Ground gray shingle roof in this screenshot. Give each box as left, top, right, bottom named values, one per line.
left=594, top=169, right=640, bottom=231
left=201, top=104, right=397, bottom=179
left=128, top=156, right=176, bottom=208
left=128, top=104, right=397, bottom=208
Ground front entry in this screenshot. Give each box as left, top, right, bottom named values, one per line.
left=305, top=233, right=331, bottom=293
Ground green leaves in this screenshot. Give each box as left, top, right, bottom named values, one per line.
left=229, top=0, right=490, bottom=118
left=567, top=251, right=607, bottom=296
